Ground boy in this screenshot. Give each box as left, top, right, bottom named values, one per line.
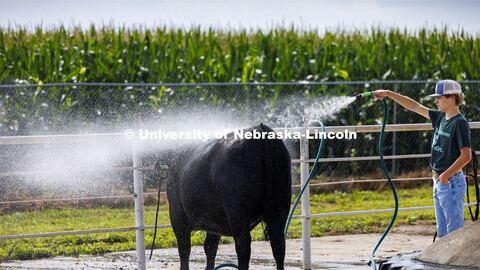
left=373, top=79, right=471, bottom=238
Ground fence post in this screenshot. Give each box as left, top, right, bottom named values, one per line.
left=246, top=84, right=251, bottom=110
left=77, top=84, right=82, bottom=127
left=392, top=83, right=397, bottom=177
left=300, top=136, right=312, bottom=270
left=132, top=140, right=146, bottom=270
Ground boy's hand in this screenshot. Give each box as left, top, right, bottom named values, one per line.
left=372, top=90, right=390, bottom=100
left=437, top=174, right=449, bottom=184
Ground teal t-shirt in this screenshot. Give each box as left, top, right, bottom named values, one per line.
left=429, top=109, right=471, bottom=173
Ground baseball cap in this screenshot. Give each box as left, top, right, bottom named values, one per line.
left=428, top=79, right=462, bottom=97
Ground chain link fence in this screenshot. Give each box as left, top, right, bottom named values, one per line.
left=1, top=81, right=479, bottom=204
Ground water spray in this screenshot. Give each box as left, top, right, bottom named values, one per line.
left=153, top=92, right=395, bottom=270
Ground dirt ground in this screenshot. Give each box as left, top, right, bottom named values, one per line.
left=0, top=224, right=438, bottom=270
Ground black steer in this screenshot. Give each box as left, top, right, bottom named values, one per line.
left=160, top=123, right=292, bottom=270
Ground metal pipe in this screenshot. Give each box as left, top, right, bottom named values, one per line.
left=392, top=83, right=398, bottom=177
left=133, top=140, right=146, bottom=270
left=0, top=166, right=160, bottom=177
left=291, top=153, right=432, bottom=163
left=3, top=203, right=478, bottom=241
left=296, top=203, right=480, bottom=219
left=0, top=192, right=167, bottom=205
left=0, top=224, right=172, bottom=241
left=1, top=122, right=479, bottom=145
left=4, top=80, right=480, bottom=89
left=299, top=136, right=312, bottom=270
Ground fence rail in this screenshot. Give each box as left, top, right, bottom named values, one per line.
left=1, top=123, right=479, bottom=269
left=1, top=80, right=480, bottom=88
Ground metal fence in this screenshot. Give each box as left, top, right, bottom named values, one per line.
left=1, top=81, right=480, bottom=269
left=1, top=124, right=479, bottom=269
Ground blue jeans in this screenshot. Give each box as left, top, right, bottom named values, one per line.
left=433, top=171, right=467, bottom=238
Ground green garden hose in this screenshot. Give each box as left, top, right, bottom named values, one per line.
left=284, top=121, right=325, bottom=239
left=212, top=263, right=238, bottom=270
left=369, top=97, right=399, bottom=270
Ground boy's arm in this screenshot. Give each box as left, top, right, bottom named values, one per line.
left=372, top=90, right=430, bottom=119
left=437, top=147, right=472, bottom=184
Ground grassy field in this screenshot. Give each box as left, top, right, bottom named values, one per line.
left=1, top=184, right=478, bottom=261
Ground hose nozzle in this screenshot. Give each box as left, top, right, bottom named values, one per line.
left=355, top=92, right=374, bottom=100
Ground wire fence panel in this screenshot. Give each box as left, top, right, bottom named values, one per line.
left=1, top=81, right=479, bottom=132
left=1, top=81, right=479, bottom=194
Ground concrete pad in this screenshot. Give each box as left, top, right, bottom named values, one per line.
left=0, top=225, right=435, bottom=269
left=415, top=220, right=480, bottom=268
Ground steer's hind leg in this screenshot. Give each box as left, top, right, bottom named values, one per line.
left=172, top=224, right=192, bottom=270
left=204, top=232, right=221, bottom=270
left=264, top=216, right=287, bottom=270
left=232, top=228, right=252, bottom=270
left=170, top=210, right=193, bottom=270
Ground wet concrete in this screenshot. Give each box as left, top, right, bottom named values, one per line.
left=0, top=227, right=435, bottom=269
left=0, top=248, right=371, bottom=270
left=379, top=251, right=477, bottom=270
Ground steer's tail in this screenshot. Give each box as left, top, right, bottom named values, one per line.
left=262, top=123, right=274, bottom=220
left=261, top=123, right=292, bottom=236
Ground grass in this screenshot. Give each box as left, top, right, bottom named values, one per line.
left=0, top=184, right=478, bottom=261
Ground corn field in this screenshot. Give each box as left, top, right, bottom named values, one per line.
left=0, top=26, right=479, bottom=84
